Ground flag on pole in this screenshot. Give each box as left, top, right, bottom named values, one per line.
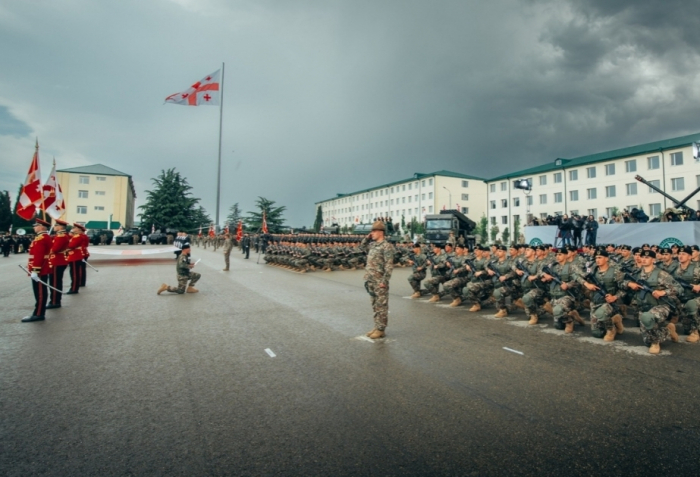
left=235, top=221, right=243, bottom=242
left=262, top=211, right=268, bottom=234
left=42, top=161, right=66, bottom=220
left=208, top=223, right=215, bottom=237
left=164, top=69, right=221, bottom=106
left=117, top=225, right=124, bottom=236
left=17, top=140, right=43, bottom=220
left=198, top=226, right=202, bottom=238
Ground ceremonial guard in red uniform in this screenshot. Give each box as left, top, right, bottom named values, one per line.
left=22, top=218, right=53, bottom=322
left=66, top=224, right=85, bottom=294
left=78, top=224, right=90, bottom=287
left=47, top=219, right=70, bottom=309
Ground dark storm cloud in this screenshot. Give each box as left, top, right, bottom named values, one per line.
left=0, top=106, right=31, bottom=137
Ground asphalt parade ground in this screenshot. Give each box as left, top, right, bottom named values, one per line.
left=2, top=245, right=700, bottom=476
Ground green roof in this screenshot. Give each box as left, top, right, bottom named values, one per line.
left=489, top=132, right=700, bottom=181
left=315, top=170, right=486, bottom=204
left=57, top=164, right=130, bottom=177
left=84, top=221, right=122, bottom=230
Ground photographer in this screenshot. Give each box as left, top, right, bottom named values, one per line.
left=630, top=207, right=649, bottom=223
left=557, top=214, right=573, bottom=247
left=584, top=215, right=598, bottom=246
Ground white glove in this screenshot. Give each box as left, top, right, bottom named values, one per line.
left=30, top=272, right=39, bottom=282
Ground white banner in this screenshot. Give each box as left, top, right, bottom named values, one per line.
left=524, top=223, right=700, bottom=248
left=88, top=247, right=178, bottom=255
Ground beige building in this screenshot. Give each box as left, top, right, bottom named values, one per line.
left=315, top=170, right=487, bottom=230
left=57, top=164, right=136, bottom=229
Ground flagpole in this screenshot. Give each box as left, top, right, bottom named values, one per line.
left=215, top=62, right=225, bottom=229
left=38, top=141, right=47, bottom=222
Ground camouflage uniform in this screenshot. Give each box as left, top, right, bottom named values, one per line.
left=515, top=259, right=547, bottom=318
left=443, top=256, right=471, bottom=300
left=490, top=258, right=516, bottom=313
left=673, top=261, right=700, bottom=334
left=407, top=252, right=428, bottom=293
left=222, top=237, right=233, bottom=270
left=463, top=257, right=494, bottom=305
left=361, top=236, right=394, bottom=332
left=630, top=267, right=683, bottom=346
left=165, top=253, right=200, bottom=294
left=424, top=251, right=448, bottom=296
left=578, top=264, right=625, bottom=338
left=542, top=261, right=579, bottom=328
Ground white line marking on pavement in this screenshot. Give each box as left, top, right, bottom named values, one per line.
left=355, top=336, right=375, bottom=343
left=503, top=347, right=524, bottom=355
left=264, top=348, right=276, bottom=357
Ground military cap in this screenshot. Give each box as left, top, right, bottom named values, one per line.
left=632, top=247, right=641, bottom=254
left=432, top=243, right=443, bottom=249
left=555, top=248, right=567, bottom=254
left=54, top=219, right=69, bottom=226
left=595, top=250, right=609, bottom=257
left=496, top=245, right=507, bottom=251
left=455, top=243, right=465, bottom=249
left=181, top=242, right=191, bottom=250
left=535, top=245, right=546, bottom=251
left=692, top=245, right=700, bottom=252
left=679, top=246, right=693, bottom=255
left=660, top=247, right=672, bottom=254
left=34, top=218, right=50, bottom=227
left=371, top=220, right=385, bottom=232
left=640, top=249, right=656, bottom=258
left=619, top=245, right=631, bottom=251
left=72, top=223, right=86, bottom=231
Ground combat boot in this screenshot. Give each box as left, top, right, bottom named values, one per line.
left=667, top=322, right=679, bottom=343
left=687, top=330, right=700, bottom=343
left=603, top=328, right=616, bottom=342
left=528, top=314, right=538, bottom=325
left=543, top=302, right=553, bottom=314
left=368, top=329, right=385, bottom=339
left=570, top=309, right=585, bottom=326
left=411, top=291, right=421, bottom=299
left=649, top=342, right=660, bottom=354
left=366, top=328, right=377, bottom=337
left=449, top=297, right=462, bottom=307
left=620, top=305, right=628, bottom=317
left=494, top=308, right=508, bottom=318
left=565, top=321, right=574, bottom=333
left=157, top=283, right=168, bottom=295
left=612, top=314, right=624, bottom=335
left=468, top=303, right=481, bottom=312
left=513, top=298, right=525, bottom=309
left=223, top=268, right=229, bottom=271
left=428, top=294, right=441, bottom=303
left=186, top=286, right=199, bottom=293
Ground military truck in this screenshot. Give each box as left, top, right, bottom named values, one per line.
left=423, top=209, right=476, bottom=249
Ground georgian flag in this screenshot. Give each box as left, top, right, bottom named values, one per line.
left=17, top=141, right=42, bottom=220
left=165, top=70, right=221, bottom=106
left=42, top=162, right=66, bottom=220
left=262, top=212, right=268, bottom=234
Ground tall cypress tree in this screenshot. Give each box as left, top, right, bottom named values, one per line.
left=0, top=190, right=12, bottom=232
left=313, top=205, right=323, bottom=232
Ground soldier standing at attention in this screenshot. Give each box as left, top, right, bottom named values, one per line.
left=360, top=220, right=394, bottom=339
left=222, top=233, right=233, bottom=271
left=47, top=219, right=70, bottom=309
left=157, top=243, right=201, bottom=295
left=22, top=218, right=53, bottom=322
left=65, top=225, right=85, bottom=294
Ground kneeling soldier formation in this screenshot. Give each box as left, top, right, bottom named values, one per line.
left=157, top=242, right=201, bottom=295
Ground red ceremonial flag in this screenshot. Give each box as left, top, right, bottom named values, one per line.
left=164, top=69, right=221, bottom=106
left=198, top=226, right=202, bottom=237
left=42, top=160, right=66, bottom=220
left=235, top=221, right=243, bottom=242
left=208, top=224, right=215, bottom=237
left=262, top=211, right=268, bottom=234
left=17, top=140, right=43, bottom=220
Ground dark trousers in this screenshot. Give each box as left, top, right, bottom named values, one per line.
left=80, top=259, right=87, bottom=286
left=69, top=261, right=82, bottom=292
left=244, top=246, right=250, bottom=259
left=50, top=265, right=67, bottom=305
left=32, top=276, right=49, bottom=317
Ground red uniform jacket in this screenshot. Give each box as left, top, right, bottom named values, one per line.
left=49, top=232, right=70, bottom=268
left=79, top=232, right=90, bottom=259
left=65, top=234, right=84, bottom=263
left=29, top=232, right=53, bottom=276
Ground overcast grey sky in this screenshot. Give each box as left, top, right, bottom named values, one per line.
left=1, top=0, right=699, bottom=226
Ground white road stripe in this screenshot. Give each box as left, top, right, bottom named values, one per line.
left=264, top=348, right=276, bottom=357
left=503, top=347, right=524, bottom=355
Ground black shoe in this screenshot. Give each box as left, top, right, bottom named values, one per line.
left=22, top=315, right=45, bottom=322
left=66, top=290, right=79, bottom=295
left=46, top=304, right=61, bottom=309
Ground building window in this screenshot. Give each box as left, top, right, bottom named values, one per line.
left=649, top=203, right=661, bottom=217
left=570, top=190, right=578, bottom=201
left=429, top=178, right=433, bottom=185
left=606, top=207, right=616, bottom=218
left=697, top=175, right=700, bottom=187
left=421, top=180, right=425, bottom=187
left=588, top=209, right=597, bottom=219
left=626, top=183, right=637, bottom=195
left=462, top=207, right=468, bottom=214
left=79, top=175, right=90, bottom=184
left=553, top=172, right=562, bottom=183
left=96, top=176, right=106, bottom=181
left=648, top=156, right=660, bottom=169
left=527, top=196, right=533, bottom=206
left=513, top=197, right=520, bottom=207
left=587, top=188, right=597, bottom=199
left=462, top=180, right=469, bottom=188
left=605, top=164, right=615, bottom=176
left=429, top=206, right=433, bottom=213
left=554, top=192, right=562, bottom=203
left=402, top=197, right=406, bottom=203
left=421, top=193, right=426, bottom=200
left=491, top=217, right=496, bottom=225
left=490, top=200, right=496, bottom=209
left=95, top=191, right=106, bottom=196
left=429, top=192, right=433, bottom=199
left=94, top=206, right=105, bottom=211
left=461, top=194, right=469, bottom=200
left=569, top=170, right=578, bottom=181
left=78, top=190, right=88, bottom=198
left=76, top=206, right=87, bottom=214
left=587, top=167, right=596, bottom=179
left=501, top=199, right=507, bottom=208
left=539, top=194, right=547, bottom=204
left=490, top=184, right=496, bottom=193
left=501, top=216, right=508, bottom=224
left=539, top=175, right=547, bottom=186
left=605, top=186, right=616, bottom=198
left=500, top=182, right=507, bottom=191
left=670, top=151, right=683, bottom=166
left=402, top=185, right=406, bottom=191
left=648, top=180, right=660, bottom=193
left=672, top=177, right=685, bottom=191
left=625, top=160, right=637, bottom=173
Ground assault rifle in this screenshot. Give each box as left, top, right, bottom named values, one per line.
left=515, top=260, right=543, bottom=289
left=541, top=264, right=575, bottom=298
left=584, top=268, right=609, bottom=305
left=622, top=270, right=678, bottom=312
left=675, top=277, right=699, bottom=293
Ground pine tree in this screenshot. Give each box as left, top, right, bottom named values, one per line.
left=244, top=197, right=286, bottom=233
left=313, top=205, right=323, bottom=232
left=226, top=203, right=241, bottom=228
left=138, top=169, right=201, bottom=231
left=0, top=190, right=12, bottom=232
left=501, top=227, right=510, bottom=245
left=191, top=206, right=212, bottom=232
left=477, top=215, right=488, bottom=245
